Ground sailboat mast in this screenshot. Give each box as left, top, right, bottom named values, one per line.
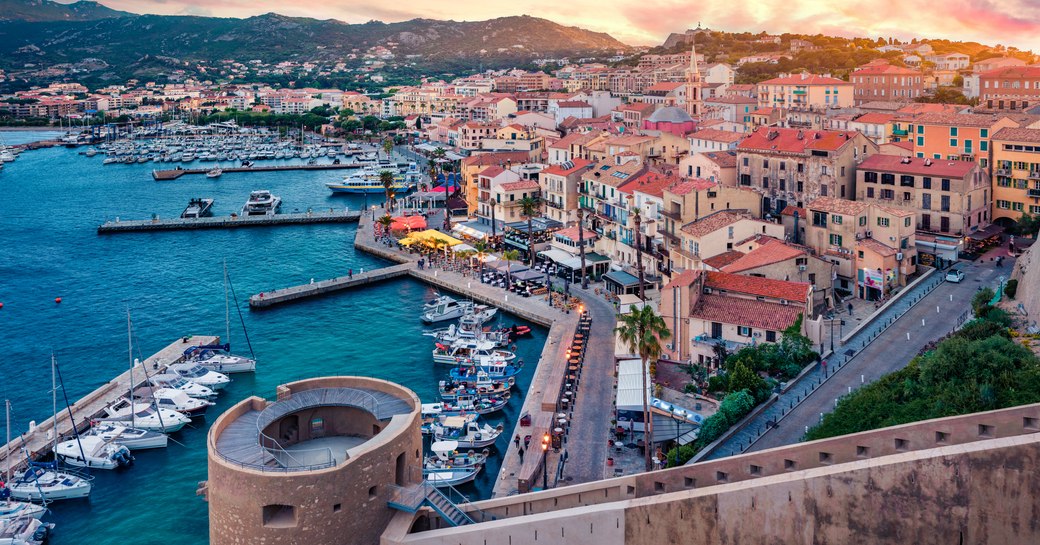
left=224, top=260, right=231, bottom=346
left=5, top=399, right=10, bottom=484
left=51, top=355, right=57, bottom=457
left=128, top=308, right=135, bottom=429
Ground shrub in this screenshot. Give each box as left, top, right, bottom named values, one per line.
left=1006, top=279, right=1018, bottom=299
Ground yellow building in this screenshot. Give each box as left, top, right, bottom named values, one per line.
left=990, top=127, right=1040, bottom=226
left=757, top=73, right=854, bottom=110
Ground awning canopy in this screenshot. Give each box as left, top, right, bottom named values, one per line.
left=399, top=229, right=463, bottom=248
left=559, top=251, right=611, bottom=271
left=965, top=223, right=1004, bottom=241
left=505, top=218, right=564, bottom=233
left=616, top=359, right=649, bottom=412
left=537, top=249, right=575, bottom=263
left=390, top=215, right=427, bottom=231
left=512, top=269, right=545, bottom=281
left=489, top=261, right=530, bottom=273
left=452, top=223, right=488, bottom=240
left=604, top=270, right=641, bottom=287
left=453, top=243, right=476, bottom=253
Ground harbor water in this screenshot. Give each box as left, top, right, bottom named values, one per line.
left=0, top=134, right=547, bottom=544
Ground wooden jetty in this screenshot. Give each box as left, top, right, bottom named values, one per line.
left=248, top=263, right=414, bottom=308
left=152, top=163, right=361, bottom=181
left=97, top=210, right=361, bottom=234
left=0, top=335, right=219, bottom=474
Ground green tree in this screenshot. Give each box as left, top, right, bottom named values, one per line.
left=376, top=214, right=394, bottom=236
left=728, top=362, right=767, bottom=398
left=972, top=287, right=995, bottom=316
left=473, top=240, right=490, bottom=277
left=380, top=170, right=397, bottom=212
left=518, top=195, right=541, bottom=266
left=718, top=389, right=756, bottom=423
left=615, top=305, right=672, bottom=471
left=1013, top=213, right=1040, bottom=237
left=382, top=137, right=394, bottom=159
left=502, top=249, right=521, bottom=289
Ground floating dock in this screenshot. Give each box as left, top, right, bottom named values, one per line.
left=152, top=163, right=362, bottom=181
left=97, top=210, right=361, bottom=234
left=0, top=335, right=219, bottom=474
left=248, top=263, right=414, bottom=308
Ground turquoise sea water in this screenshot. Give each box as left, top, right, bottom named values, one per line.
left=0, top=135, right=546, bottom=544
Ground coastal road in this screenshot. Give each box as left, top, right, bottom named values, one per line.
left=561, top=285, right=620, bottom=484
left=742, top=258, right=1008, bottom=454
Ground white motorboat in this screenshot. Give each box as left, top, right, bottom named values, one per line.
left=0, top=514, right=51, bottom=545
left=425, top=308, right=508, bottom=347
left=423, top=440, right=488, bottom=470
left=55, top=435, right=133, bottom=470
left=432, top=338, right=516, bottom=366
left=168, top=362, right=230, bottom=390
left=0, top=490, right=46, bottom=522
left=419, top=404, right=477, bottom=435
left=96, top=398, right=191, bottom=433
left=438, top=371, right=514, bottom=402
left=422, top=466, right=480, bottom=488
left=422, top=297, right=474, bottom=324
left=241, top=190, right=281, bottom=216
left=7, top=463, right=92, bottom=503
left=136, top=387, right=213, bottom=416
left=431, top=418, right=503, bottom=449
left=184, top=343, right=255, bottom=374
left=149, top=374, right=215, bottom=399
left=81, top=423, right=167, bottom=450
left=206, top=168, right=223, bottom=178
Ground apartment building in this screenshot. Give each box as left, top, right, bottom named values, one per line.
left=979, top=67, right=1040, bottom=111
left=856, top=154, right=989, bottom=235
left=757, top=73, right=854, bottom=110
left=851, top=61, right=924, bottom=104
left=490, top=179, right=541, bottom=223
left=672, top=210, right=784, bottom=271
left=737, top=127, right=878, bottom=215
left=681, top=151, right=737, bottom=185
left=804, top=197, right=916, bottom=300
left=990, top=127, right=1040, bottom=225
left=579, top=159, right=648, bottom=255
left=910, top=112, right=1033, bottom=167
left=474, top=165, right=522, bottom=227
left=540, top=159, right=593, bottom=224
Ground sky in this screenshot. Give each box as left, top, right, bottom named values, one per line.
left=68, top=0, right=1040, bottom=52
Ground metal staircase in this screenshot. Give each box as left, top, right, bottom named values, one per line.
left=387, top=481, right=479, bottom=527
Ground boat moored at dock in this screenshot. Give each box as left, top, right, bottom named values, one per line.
left=167, top=362, right=230, bottom=390
left=80, top=424, right=168, bottom=450
left=96, top=399, right=191, bottom=433
left=54, top=436, right=133, bottom=470
left=240, top=190, right=281, bottom=216
left=180, top=198, right=214, bottom=219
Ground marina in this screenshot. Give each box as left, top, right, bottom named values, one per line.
left=248, top=262, right=414, bottom=307
left=151, top=163, right=362, bottom=181
left=97, top=209, right=361, bottom=233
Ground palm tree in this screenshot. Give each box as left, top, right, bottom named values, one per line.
left=632, top=208, right=646, bottom=301
left=518, top=195, right=541, bottom=266
left=473, top=239, right=490, bottom=278
left=380, top=170, right=396, bottom=212
left=382, top=137, right=394, bottom=159
left=615, top=305, right=672, bottom=472
left=376, top=214, right=394, bottom=238
left=577, top=207, right=588, bottom=289
left=502, top=249, right=520, bottom=289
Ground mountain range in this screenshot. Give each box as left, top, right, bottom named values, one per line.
left=0, top=0, right=628, bottom=87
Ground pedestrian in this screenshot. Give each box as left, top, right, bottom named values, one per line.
left=513, top=434, right=520, bottom=449
left=348, top=268, right=353, bottom=279
left=847, top=302, right=853, bottom=316
left=518, top=446, right=525, bottom=463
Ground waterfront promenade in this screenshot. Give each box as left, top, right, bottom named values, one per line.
left=0, top=335, right=218, bottom=473
left=151, top=163, right=361, bottom=180
left=98, top=210, right=360, bottom=233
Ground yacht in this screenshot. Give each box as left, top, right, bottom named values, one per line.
left=0, top=515, right=51, bottom=545
left=421, top=298, right=474, bottom=324
left=438, top=372, right=514, bottom=402
left=180, top=198, right=214, bottom=219
left=325, top=167, right=411, bottom=194
left=425, top=308, right=507, bottom=347
left=168, top=362, right=230, bottom=390
left=81, top=423, right=168, bottom=450
left=183, top=345, right=255, bottom=374
left=8, top=462, right=92, bottom=502
left=431, top=418, right=503, bottom=449
left=148, top=373, right=216, bottom=399
left=135, top=387, right=213, bottom=416
left=0, top=489, right=47, bottom=521
left=54, top=436, right=133, bottom=470
left=432, top=339, right=516, bottom=366
left=96, top=398, right=191, bottom=433
left=428, top=394, right=509, bottom=416
left=423, top=440, right=488, bottom=470
left=448, top=360, right=523, bottom=382
left=241, top=190, right=281, bottom=216
left=206, top=167, right=223, bottom=179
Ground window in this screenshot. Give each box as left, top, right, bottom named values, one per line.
left=922, top=177, right=931, bottom=189
left=981, top=128, right=988, bottom=138
left=900, top=175, right=915, bottom=187
left=812, top=211, right=828, bottom=227
left=262, top=505, right=297, bottom=528
left=950, top=127, right=958, bottom=137
left=737, top=326, right=752, bottom=337
left=981, top=141, right=988, bottom=152
left=829, top=233, right=843, bottom=246
left=949, top=138, right=958, bottom=147
left=881, top=173, right=895, bottom=185
left=941, top=179, right=950, bottom=191
left=858, top=216, right=867, bottom=226
left=864, top=171, right=878, bottom=183
left=831, top=214, right=843, bottom=224
left=880, top=189, right=895, bottom=200
left=742, top=157, right=749, bottom=166
left=941, top=195, right=951, bottom=212
left=917, top=136, right=924, bottom=146
left=763, top=159, right=769, bottom=168
left=867, top=187, right=875, bottom=198
left=922, top=193, right=931, bottom=210
left=877, top=217, right=890, bottom=227
left=765, top=331, right=777, bottom=342
left=905, top=217, right=912, bottom=227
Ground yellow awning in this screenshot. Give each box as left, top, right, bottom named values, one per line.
left=399, top=229, right=463, bottom=248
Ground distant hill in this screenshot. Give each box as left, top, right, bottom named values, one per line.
left=0, top=10, right=628, bottom=88
left=0, top=0, right=130, bottom=22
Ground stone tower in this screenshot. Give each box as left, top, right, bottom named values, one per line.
left=685, top=42, right=703, bottom=119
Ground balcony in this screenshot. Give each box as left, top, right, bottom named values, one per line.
left=692, top=335, right=749, bottom=352
left=891, top=128, right=909, bottom=137
left=660, top=209, right=682, bottom=221
left=1028, top=189, right=1040, bottom=198
left=661, top=230, right=679, bottom=244
left=996, top=168, right=1011, bottom=176
left=544, top=200, right=565, bottom=210
left=1029, top=172, right=1040, bottom=180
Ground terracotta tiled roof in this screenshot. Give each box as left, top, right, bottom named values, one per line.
left=738, top=127, right=859, bottom=153
left=883, top=140, right=914, bottom=151
left=854, top=112, right=896, bottom=124
left=853, top=63, right=921, bottom=76
left=720, top=238, right=807, bottom=273
left=498, top=179, right=540, bottom=191
left=980, top=66, right=1040, bottom=79
left=702, top=250, right=745, bottom=269
left=645, top=82, right=684, bottom=92
left=542, top=158, right=593, bottom=176
left=621, top=171, right=682, bottom=198
left=727, top=84, right=755, bottom=92
left=704, top=271, right=810, bottom=303
left=462, top=151, right=530, bottom=167
left=760, top=74, right=849, bottom=86
left=617, top=102, right=657, bottom=114
left=914, top=112, right=1008, bottom=128
left=991, top=127, right=1040, bottom=142
left=703, top=151, right=738, bottom=168
left=664, top=269, right=702, bottom=289
left=690, top=129, right=744, bottom=143
left=780, top=205, right=807, bottom=218
left=691, top=293, right=804, bottom=331
left=807, top=197, right=870, bottom=216
left=667, top=178, right=717, bottom=195
left=706, top=95, right=758, bottom=104
left=479, top=165, right=506, bottom=177
left=680, top=210, right=749, bottom=237
left=858, top=154, right=977, bottom=178
left=856, top=237, right=898, bottom=257
left=548, top=131, right=595, bottom=150
left=554, top=226, right=597, bottom=241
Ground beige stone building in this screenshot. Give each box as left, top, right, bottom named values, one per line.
left=540, top=158, right=594, bottom=224
left=672, top=210, right=784, bottom=272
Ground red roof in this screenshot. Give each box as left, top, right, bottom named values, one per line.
left=690, top=128, right=744, bottom=143
left=691, top=294, right=804, bottom=331
left=980, top=66, right=1040, bottom=79
left=703, top=151, right=738, bottom=168
left=645, top=82, right=684, bottom=92
left=542, top=158, right=593, bottom=177
left=721, top=238, right=808, bottom=273
left=479, top=166, right=506, bottom=178
left=667, top=178, right=716, bottom=195
left=858, top=154, right=977, bottom=178
left=557, top=101, right=591, bottom=108
left=853, top=63, right=921, bottom=76
left=705, top=271, right=810, bottom=303
left=620, top=171, right=681, bottom=198
left=702, top=250, right=745, bottom=269
left=663, top=269, right=702, bottom=289
left=780, top=205, right=807, bottom=218
left=760, top=74, right=849, bottom=86
left=498, top=180, right=540, bottom=191
left=738, top=127, right=859, bottom=154
left=554, top=226, right=597, bottom=241
left=854, top=112, right=896, bottom=124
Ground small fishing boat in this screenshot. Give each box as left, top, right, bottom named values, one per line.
left=431, top=418, right=503, bottom=449
left=149, top=373, right=216, bottom=399
left=7, top=462, right=92, bottom=503
left=81, top=423, right=167, bottom=450
left=448, top=360, right=523, bottom=382
left=419, top=404, right=477, bottom=435
left=438, top=372, right=514, bottom=402
left=432, top=339, right=516, bottom=367
left=423, top=440, right=488, bottom=470
left=422, top=466, right=479, bottom=488
left=428, top=394, right=509, bottom=416
left=0, top=514, right=51, bottom=545
left=424, top=309, right=509, bottom=347
left=206, top=168, right=223, bottom=179
left=168, top=362, right=230, bottom=390
left=0, top=488, right=46, bottom=522
left=96, top=398, right=191, bottom=433
left=55, top=436, right=133, bottom=470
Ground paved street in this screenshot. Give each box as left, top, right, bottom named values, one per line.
left=708, top=258, right=1010, bottom=459
left=559, top=284, right=620, bottom=484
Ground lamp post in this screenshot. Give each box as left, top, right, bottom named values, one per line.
left=830, top=316, right=835, bottom=352
left=541, top=432, right=550, bottom=490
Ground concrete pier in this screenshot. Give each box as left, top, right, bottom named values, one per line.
left=97, top=210, right=360, bottom=234
left=152, top=163, right=361, bottom=180
left=0, top=335, right=219, bottom=474
left=248, top=263, right=414, bottom=308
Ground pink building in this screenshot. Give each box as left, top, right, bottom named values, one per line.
left=641, top=106, right=696, bottom=136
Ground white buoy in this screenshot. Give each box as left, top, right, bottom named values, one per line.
left=906, top=332, right=911, bottom=341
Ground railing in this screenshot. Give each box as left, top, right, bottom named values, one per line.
left=1029, top=172, right=1040, bottom=180
left=659, top=209, right=681, bottom=221
left=1028, top=189, right=1040, bottom=198
left=692, top=335, right=749, bottom=351
left=996, top=168, right=1011, bottom=176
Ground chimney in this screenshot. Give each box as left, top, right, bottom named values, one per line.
left=924, top=159, right=932, bottom=166
left=797, top=130, right=804, bottom=140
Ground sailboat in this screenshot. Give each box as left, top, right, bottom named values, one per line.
left=0, top=402, right=48, bottom=520
left=7, top=357, right=93, bottom=502
left=187, top=261, right=256, bottom=373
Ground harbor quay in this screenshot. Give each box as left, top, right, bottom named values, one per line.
left=97, top=210, right=361, bottom=234
left=151, top=163, right=363, bottom=181
left=0, top=335, right=219, bottom=474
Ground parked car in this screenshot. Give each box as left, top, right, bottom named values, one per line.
left=945, top=269, right=965, bottom=283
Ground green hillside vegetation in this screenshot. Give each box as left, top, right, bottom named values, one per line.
left=805, top=290, right=1040, bottom=441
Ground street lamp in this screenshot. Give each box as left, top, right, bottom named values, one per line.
left=541, top=432, right=550, bottom=490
